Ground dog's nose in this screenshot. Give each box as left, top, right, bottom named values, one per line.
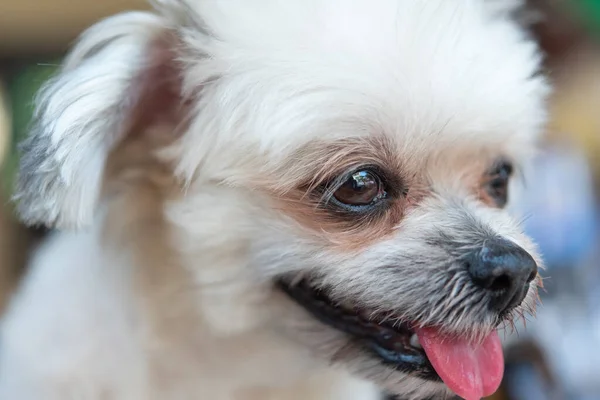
left=467, top=239, right=538, bottom=314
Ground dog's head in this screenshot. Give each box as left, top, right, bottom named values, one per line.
left=15, top=1, right=549, bottom=398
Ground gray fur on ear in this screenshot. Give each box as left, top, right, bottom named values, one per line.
left=14, top=11, right=179, bottom=229
left=485, top=0, right=543, bottom=26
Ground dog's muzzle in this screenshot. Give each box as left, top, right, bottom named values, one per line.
left=277, top=238, right=538, bottom=399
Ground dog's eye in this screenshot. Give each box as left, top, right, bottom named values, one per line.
left=486, top=162, right=513, bottom=207
left=333, top=170, right=386, bottom=207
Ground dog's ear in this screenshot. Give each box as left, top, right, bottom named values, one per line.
left=14, top=10, right=186, bottom=229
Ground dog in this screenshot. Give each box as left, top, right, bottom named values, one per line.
left=0, top=1, right=549, bottom=399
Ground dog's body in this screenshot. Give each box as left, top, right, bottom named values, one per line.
left=1, top=230, right=378, bottom=400
left=0, top=1, right=549, bottom=399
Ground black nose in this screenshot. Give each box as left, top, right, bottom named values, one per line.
left=467, top=239, right=538, bottom=314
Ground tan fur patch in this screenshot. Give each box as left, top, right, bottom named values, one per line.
left=263, top=137, right=431, bottom=252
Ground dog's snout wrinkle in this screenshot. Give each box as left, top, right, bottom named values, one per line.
left=466, top=238, right=537, bottom=314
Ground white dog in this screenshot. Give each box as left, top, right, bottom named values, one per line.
left=0, top=1, right=549, bottom=399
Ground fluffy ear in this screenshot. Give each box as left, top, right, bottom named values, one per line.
left=14, top=10, right=184, bottom=229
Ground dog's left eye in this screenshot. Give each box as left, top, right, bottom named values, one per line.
left=332, top=169, right=387, bottom=209
left=486, top=162, right=513, bottom=207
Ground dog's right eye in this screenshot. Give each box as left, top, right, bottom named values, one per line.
left=332, top=169, right=387, bottom=209
left=484, top=161, right=513, bottom=208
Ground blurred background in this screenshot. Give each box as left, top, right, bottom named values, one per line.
left=0, top=1, right=599, bottom=399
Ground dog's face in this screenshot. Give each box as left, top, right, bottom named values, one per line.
left=15, top=1, right=549, bottom=398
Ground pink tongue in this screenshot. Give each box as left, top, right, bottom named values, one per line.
left=415, top=328, right=504, bottom=400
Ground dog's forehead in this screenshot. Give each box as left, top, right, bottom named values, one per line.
left=181, top=0, right=548, bottom=176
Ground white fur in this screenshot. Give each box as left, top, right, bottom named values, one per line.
left=2, top=1, right=548, bottom=399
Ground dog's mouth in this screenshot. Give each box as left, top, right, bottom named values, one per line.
left=277, top=278, right=438, bottom=379
left=278, top=278, right=506, bottom=400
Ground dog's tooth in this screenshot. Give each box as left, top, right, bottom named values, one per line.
left=409, top=333, right=422, bottom=349
left=378, top=329, right=394, bottom=341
